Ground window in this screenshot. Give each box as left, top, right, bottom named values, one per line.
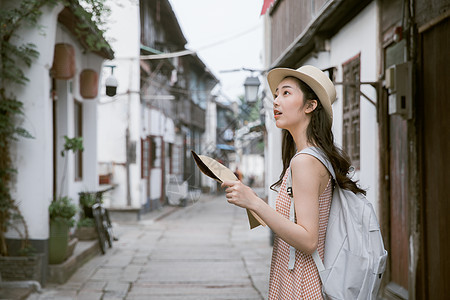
left=342, top=55, right=361, bottom=169
left=141, top=138, right=149, bottom=179
left=74, top=100, right=83, bottom=180
left=167, top=143, right=173, bottom=174
left=150, top=136, right=161, bottom=168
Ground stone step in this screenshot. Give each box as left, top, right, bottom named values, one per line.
left=47, top=240, right=100, bottom=284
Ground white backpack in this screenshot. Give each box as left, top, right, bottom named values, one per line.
left=286, top=147, right=388, bottom=300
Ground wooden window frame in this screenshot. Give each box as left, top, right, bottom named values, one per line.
left=342, top=54, right=361, bottom=170
left=141, top=137, right=150, bottom=179
left=74, top=99, right=83, bottom=181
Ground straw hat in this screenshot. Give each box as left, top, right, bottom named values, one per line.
left=267, top=65, right=336, bottom=121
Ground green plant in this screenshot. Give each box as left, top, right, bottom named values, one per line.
left=77, top=217, right=94, bottom=228
left=0, top=0, right=111, bottom=256
left=17, top=244, right=37, bottom=257
left=49, top=135, right=82, bottom=227
left=58, top=135, right=84, bottom=199
left=49, top=196, right=77, bottom=227
left=79, top=192, right=96, bottom=207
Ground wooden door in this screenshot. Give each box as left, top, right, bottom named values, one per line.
left=419, top=16, right=450, bottom=299
left=389, top=114, right=409, bottom=291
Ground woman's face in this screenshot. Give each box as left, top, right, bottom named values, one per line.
left=273, top=77, right=307, bottom=130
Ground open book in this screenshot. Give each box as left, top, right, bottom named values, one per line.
left=191, top=150, right=266, bottom=229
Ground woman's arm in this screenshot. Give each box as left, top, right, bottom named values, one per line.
left=222, top=154, right=327, bottom=254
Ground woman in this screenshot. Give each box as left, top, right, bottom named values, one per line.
left=221, top=65, right=365, bottom=299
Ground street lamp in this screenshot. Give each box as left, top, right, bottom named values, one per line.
left=244, top=76, right=260, bottom=103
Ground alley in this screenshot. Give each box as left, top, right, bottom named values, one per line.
left=27, top=193, right=272, bottom=300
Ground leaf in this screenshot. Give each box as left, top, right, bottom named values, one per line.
left=15, top=127, right=34, bottom=139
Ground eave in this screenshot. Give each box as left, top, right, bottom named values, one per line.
left=58, top=4, right=114, bottom=60
left=270, top=0, right=372, bottom=68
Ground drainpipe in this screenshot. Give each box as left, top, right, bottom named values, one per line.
left=126, top=127, right=131, bottom=206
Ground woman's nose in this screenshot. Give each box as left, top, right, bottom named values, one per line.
left=273, top=95, right=279, bottom=107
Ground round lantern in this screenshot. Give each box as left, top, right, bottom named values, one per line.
left=51, top=43, right=75, bottom=79
left=80, top=69, right=99, bottom=99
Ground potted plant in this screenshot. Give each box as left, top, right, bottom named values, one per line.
left=75, top=217, right=97, bottom=240
left=79, top=192, right=97, bottom=218
left=48, top=136, right=82, bottom=264
left=48, top=196, right=77, bottom=264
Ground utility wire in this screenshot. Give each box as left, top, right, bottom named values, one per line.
left=140, top=24, right=260, bottom=60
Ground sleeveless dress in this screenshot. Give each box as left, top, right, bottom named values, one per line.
left=268, top=165, right=333, bottom=300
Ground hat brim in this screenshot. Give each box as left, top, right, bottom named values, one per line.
left=267, top=67, right=334, bottom=121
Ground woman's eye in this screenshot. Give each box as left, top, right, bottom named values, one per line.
left=283, top=90, right=290, bottom=95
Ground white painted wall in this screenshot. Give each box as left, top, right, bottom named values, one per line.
left=98, top=0, right=141, bottom=208
left=241, top=154, right=265, bottom=186
left=263, top=100, right=283, bottom=207
left=263, top=12, right=283, bottom=208
left=264, top=2, right=379, bottom=214
left=7, top=3, right=106, bottom=240
left=203, top=97, right=218, bottom=192
left=7, top=4, right=63, bottom=240
left=54, top=25, right=104, bottom=201
left=326, top=2, right=379, bottom=214
left=142, top=107, right=178, bottom=203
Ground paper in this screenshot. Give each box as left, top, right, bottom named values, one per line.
left=191, top=151, right=266, bottom=229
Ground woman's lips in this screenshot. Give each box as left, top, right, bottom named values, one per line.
left=274, top=110, right=282, bottom=118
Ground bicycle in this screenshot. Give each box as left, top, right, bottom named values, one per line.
left=92, top=196, right=114, bottom=254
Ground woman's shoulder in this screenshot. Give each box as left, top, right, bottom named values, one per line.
left=291, top=152, right=329, bottom=178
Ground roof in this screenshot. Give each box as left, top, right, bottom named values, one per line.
left=57, top=4, right=114, bottom=60
left=270, top=0, right=372, bottom=68
left=159, top=0, right=188, bottom=47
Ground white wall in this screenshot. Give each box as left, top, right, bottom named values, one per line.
left=98, top=0, right=141, bottom=208
left=7, top=4, right=63, bottom=240
left=263, top=12, right=283, bottom=208
left=303, top=2, right=379, bottom=213
left=54, top=25, right=104, bottom=201
left=203, top=97, right=217, bottom=192
left=332, top=2, right=379, bottom=213
left=143, top=108, right=177, bottom=202
left=264, top=3, right=379, bottom=213
left=7, top=3, right=105, bottom=240
left=241, top=154, right=265, bottom=185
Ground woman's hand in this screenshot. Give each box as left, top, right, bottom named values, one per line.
left=221, top=180, right=257, bottom=210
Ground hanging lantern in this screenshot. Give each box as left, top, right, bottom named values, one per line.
left=80, top=69, right=98, bottom=99
left=51, top=43, right=75, bottom=79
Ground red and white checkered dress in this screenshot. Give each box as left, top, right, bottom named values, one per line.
left=268, top=166, right=333, bottom=300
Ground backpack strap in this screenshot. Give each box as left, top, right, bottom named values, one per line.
left=287, top=147, right=335, bottom=270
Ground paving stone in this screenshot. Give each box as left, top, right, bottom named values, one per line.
left=26, top=194, right=271, bottom=300
left=77, top=290, right=103, bottom=300
left=82, top=280, right=107, bottom=291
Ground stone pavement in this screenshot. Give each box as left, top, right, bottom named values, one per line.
left=27, top=192, right=273, bottom=300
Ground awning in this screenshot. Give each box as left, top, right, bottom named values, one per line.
left=217, top=144, right=235, bottom=151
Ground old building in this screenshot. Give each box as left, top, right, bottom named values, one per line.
left=2, top=0, right=113, bottom=283
left=263, top=0, right=450, bottom=298
left=263, top=0, right=380, bottom=237
left=98, top=0, right=218, bottom=216
left=378, top=0, right=449, bottom=298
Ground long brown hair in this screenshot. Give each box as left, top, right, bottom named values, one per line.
left=270, top=77, right=366, bottom=195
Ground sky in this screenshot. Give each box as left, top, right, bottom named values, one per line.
left=168, top=0, right=265, bottom=102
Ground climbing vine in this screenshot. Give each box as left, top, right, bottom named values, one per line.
left=0, top=0, right=110, bottom=256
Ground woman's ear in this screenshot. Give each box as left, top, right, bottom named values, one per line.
left=304, top=100, right=318, bottom=114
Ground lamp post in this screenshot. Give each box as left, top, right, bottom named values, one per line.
left=244, top=75, right=260, bottom=103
